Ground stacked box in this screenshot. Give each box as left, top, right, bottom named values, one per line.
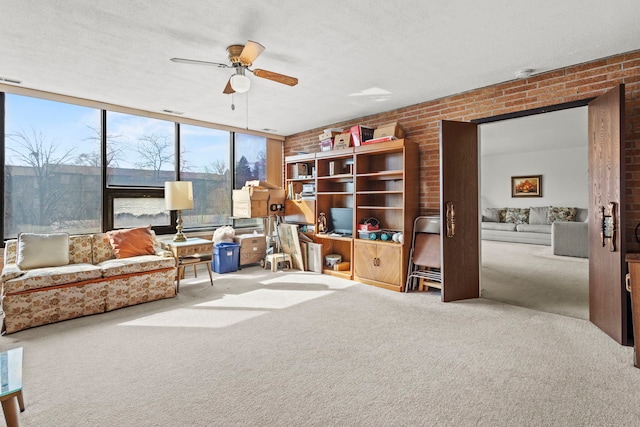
left=233, top=234, right=267, bottom=266
left=233, top=187, right=269, bottom=218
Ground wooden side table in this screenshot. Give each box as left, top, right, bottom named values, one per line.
left=161, top=238, right=214, bottom=292
left=0, top=347, right=24, bottom=427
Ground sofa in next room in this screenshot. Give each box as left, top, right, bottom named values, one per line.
left=481, top=206, right=589, bottom=257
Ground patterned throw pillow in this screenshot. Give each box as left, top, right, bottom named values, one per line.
left=547, top=207, right=577, bottom=222
left=505, top=208, right=530, bottom=224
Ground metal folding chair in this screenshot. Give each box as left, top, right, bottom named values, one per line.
left=405, top=216, right=441, bottom=292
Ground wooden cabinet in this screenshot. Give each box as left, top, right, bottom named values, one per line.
left=354, top=240, right=402, bottom=290
left=284, top=139, right=418, bottom=291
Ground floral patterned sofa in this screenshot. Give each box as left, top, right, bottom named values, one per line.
left=1, top=229, right=177, bottom=334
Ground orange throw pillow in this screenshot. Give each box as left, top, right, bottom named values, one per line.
left=107, top=226, right=156, bottom=259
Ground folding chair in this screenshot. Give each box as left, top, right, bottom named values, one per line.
left=405, top=216, right=442, bottom=292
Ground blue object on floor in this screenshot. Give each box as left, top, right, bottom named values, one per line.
left=213, top=242, right=240, bottom=273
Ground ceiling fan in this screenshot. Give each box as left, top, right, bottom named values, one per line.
left=171, top=40, right=298, bottom=94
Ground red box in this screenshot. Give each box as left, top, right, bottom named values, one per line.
left=350, top=125, right=374, bottom=147
left=361, top=136, right=394, bottom=145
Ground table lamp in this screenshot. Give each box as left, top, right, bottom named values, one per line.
left=165, top=181, right=194, bottom=242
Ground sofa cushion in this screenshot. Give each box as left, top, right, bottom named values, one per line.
left=548, top=207, right=577, bottom=222
left=481, top=222, right=517, bottom=231
left=505, top=208, right=530, bottom=224
left=106, top=226, right=156, bottom=259
left=576, top=208, right=589, bottom=223
left=69, top=235, right=94, bottom=264
left=16, top=233, right=70, bottom=270
left=3, top=263, right=103, bottom=294
left=529, top=206, right=551, bottom=225
left=482, top=208, right=504, bottom=223
left=98, top=255, right=176, bottom=278
left=516, top=224, right=552, bottom=234
left=92, top=233, right=117, bottom=264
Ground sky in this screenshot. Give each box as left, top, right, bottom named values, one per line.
left=4, top=93, right=265, bottom=171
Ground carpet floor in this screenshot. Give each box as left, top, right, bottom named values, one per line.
left=481, top=240, right=589, bottom=320
left=1, top=264, right=638, bottom=426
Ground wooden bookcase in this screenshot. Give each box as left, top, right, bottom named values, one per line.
left=284, top=139, right=418, bottom=291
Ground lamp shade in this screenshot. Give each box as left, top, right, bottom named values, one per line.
left=165, top=181, right=194, bottom=211
left=230, top=74, right=251, bottom=93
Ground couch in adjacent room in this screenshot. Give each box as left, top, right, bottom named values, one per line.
left=481, top=206, right=589, bottom=257
left=0, top=227, right=177, bottom=334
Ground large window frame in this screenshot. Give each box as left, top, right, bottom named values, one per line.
left=1, top=89, right=282, bottom=243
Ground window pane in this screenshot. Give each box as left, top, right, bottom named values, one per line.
left=106, top=111, right=175, bottom=187
left=113, top=197, right=170, bottom=229
left=234, top=133, right=266, bottom=189
left=234, top=134, right=267, bottom=228
left=179, top=125, right=231, bottom=228
left=4, top=94, right=101, bottom=238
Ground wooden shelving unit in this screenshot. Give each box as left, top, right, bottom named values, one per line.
left=284, top=139, right=418, bottom=290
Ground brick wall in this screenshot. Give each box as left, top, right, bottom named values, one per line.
left=284, top=50, right=640, bottom=251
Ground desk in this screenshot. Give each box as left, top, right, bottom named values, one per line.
left=161, top=238, right=214, bottom=292
left=0, top=347, right=24, bottom=427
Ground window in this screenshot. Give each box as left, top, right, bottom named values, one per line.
left=2, top=91, right=279, bottom=238
left=4, top=94, right=101, bottom=238
left=180, top=125, right=231, bottom=228
left=106, top=111, right=175, bottom=187
left=234, top=133, right=266, bottom=189
left=234, top=133, right=267, bottom=228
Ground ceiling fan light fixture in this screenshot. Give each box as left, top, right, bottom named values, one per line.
left=230, top=74, right=251, bottom=93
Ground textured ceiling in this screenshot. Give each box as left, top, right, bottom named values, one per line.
left=1, top=1, right=639, bottom=136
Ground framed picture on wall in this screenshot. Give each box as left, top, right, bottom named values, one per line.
left=511, top=175, right=542, bottom=197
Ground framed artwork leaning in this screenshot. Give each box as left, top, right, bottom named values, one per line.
left=511, top=175, right=542, bottom=197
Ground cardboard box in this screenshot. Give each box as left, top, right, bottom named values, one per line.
left=269, top=188, right=286, bottom=209
left=350, top=125, right=374, bottom=146
left=234, top=234, right=267, bottom=266
left=233, top=187, right=269, bottom=218
left=245, top=180, right=278, bottom=189
left=318, top=130, right=342, bottom=141
left=319, top=139, right=333, bottom=151
left=373, top=122, right=404, bottom=139
left=333, top=133, right=351, bottom=150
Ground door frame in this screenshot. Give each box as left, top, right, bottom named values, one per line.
left=468, top=93, right=630, bottom=345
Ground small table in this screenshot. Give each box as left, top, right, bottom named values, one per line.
left=161, top=238, right=215, bottom=292
left=0, top=347, right=25, bottom=427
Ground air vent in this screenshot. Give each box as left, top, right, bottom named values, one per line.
left=0, top=76, right=21, bottom=84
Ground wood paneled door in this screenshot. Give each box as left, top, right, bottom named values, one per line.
left=439, top=120, right=480, bottom=302
left=588, top=84, right=629, bottom=345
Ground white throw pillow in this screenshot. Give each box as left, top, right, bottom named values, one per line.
left=16, top=233, right=70, bottom=270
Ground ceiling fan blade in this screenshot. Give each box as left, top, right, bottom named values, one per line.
left=170, top=58, right=229, bottom=68
left=223, top=78, right=235, bottom=94
left=252, top=69, right=298, bottom=86
left=239, top=41, right=265, bottom=65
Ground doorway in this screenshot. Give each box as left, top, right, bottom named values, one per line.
left=478, top=107, right=590, bottom=319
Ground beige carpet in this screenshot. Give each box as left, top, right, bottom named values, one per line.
left=481, top=240, right=589, bottom=320
left=1, top=264, right=638, bottom=427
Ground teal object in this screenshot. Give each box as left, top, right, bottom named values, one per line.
left=380, top=233, right=390, bottom=241
left=369, top=233, right=377, bottom=240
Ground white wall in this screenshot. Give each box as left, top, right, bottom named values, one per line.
left=481, top=146, right=588, bottom=210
